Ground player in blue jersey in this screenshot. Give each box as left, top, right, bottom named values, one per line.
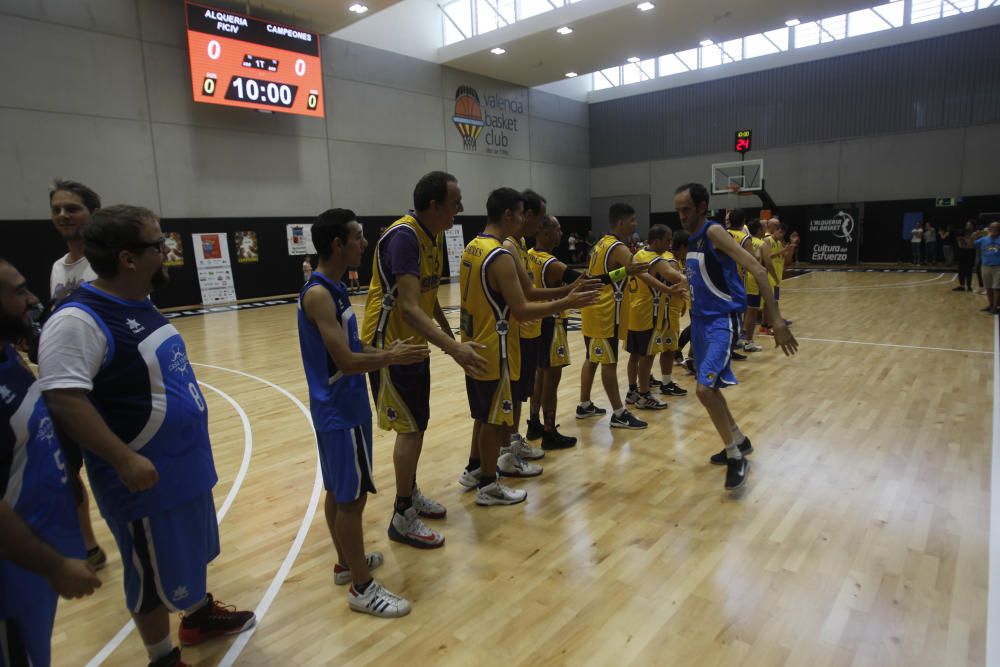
left=673, top=184, right=798, bottom=490
left=299, top=209, right=428, bottom=617
left=0, top=258, right=101, bottom=667
left=38, top=206, right=254, bottom=667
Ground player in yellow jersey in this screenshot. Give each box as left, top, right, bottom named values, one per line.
left=457, top=189, right=597, bottom=505
left=578, top=203, right=650, bottom=429
left=760, top=217, right=797, bottom=335
left=740, top=219, right=772, bottom=352
left=526, top=215, right=592, bottom=449
left=362, top=171, right=487, bottom=550
left=656, top=229, right=691, bottom=396
left=504, top=190, right=585, bottom=466
left=624, top=225, right=687, bottom=410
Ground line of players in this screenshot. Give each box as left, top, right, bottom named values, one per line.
left=1, top=173, right=797, bottom=667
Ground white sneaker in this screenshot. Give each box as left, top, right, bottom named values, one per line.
left=475, top=478, right=527, bottom=506
left=743, top=341, right=763, bottom=352
left=511, top=435, right=544, bottom=461
left=412, top=485, right=446, bottom=519
left=625, top=389, right=640, bottom=405
left=634, top=393, right=668, bottom=410
left=458, top=466, right=481, bottom=489
left=387, top=507, right=445, bottom=549
left=333, top=551, right=384, bottom=585
left=348, top=580, right=412, bottom=618
left=497, top=451, right=542, bottom=478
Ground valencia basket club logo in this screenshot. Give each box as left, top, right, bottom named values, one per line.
left=452, top=85, right=485, bottom=151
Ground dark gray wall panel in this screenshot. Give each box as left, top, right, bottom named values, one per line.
left=591, top=24, right=1000, bottom=168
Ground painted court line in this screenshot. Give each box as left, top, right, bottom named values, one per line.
left=989, top=319, right=1000, bottom=667
left=794, top=336, right=991, bottom=355
left=784, top=273, right=947, bottom=292
left=86, top=381, right=254, bottom=667
left=189, top=364, right=323, bottom=667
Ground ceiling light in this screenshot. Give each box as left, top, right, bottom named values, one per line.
left=557, top=26, right=573, bottom=35
left=699, top=39, right=714, bottom=47
left=490, top=47, right=506, bottom=55
left=348, top=3, right=368, bottom=13
left=637, top=2, right=654, bottom=10
left=565, top=71, right=578, bottom=78
left=627, top=56, right=640, bottom=63
left=785, top=18, right=800, bottom=26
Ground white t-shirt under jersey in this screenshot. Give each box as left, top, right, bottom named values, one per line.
left=50, top=254, right=97, bottom=301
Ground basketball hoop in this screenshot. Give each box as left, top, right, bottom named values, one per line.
left=728, top=183, right=755, bottom=197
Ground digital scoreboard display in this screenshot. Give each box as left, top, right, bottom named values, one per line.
left=735, top=129, right=752, bottom=154
left=185, top=2, right=324, bottom=117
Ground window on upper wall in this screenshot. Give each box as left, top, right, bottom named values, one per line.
left=622, top=59, right=655, bottom=84
left=442, top=0, right=472, bottom=45
left=594, top=67, right=620, bottom=90
left=658, top=48, right=699, bottom=76
left=744, top=28, right=789, bottom=59
left=848, top=2, right=904, bottom=37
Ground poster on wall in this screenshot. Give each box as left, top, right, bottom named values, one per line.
left=444, top=224, right=464, bottom=277
left=801, top=208, right=860, bottom=264
left=163, top=232, right=185, bottom=267
left=444, top=71, right=529, bottom=160
left=192, top=232, right=237, bottom=304
left=287, top=223, right=315, bottom=256
left=235, top=231, right=259, bottom=263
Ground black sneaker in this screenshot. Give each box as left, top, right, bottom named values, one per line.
left=86, top=545, right=108, bottom=571
left=660, top=381, right=688, bottom=396
left=674, top=351, right=684, bottom=363
left=149, top=647, right=188, bottom=667
left=178, top=594, right=256, bottom=645
left=525, top=417, right=545, bottom=441
left=709, top=437, right=753, bottom=465
left=576, top=403, right=608, bottom=419
left=541, top=427, right=577, bottom=450
left=725, top=457, right=750, bottom=490
left=683, top=358, right=696, bottom=375
left=609, top=409, right=647, bottom=429
left=649, top=375, right=662, bottom=388
left=731, top=351, right=748, bottom=361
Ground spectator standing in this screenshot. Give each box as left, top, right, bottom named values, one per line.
left=955, top=221, right=976, bottom=291
left=923, top=223, right=938, bottom=266
left=910, top=224, right=923, bottom=264
left=975, top=222, right=1000, bottom=314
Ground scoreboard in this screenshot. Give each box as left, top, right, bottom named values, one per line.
left=185, top=2, right=324, bottom=117
left=735, top=129, right=752, bottom=154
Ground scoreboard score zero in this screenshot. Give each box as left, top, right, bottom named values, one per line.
left=185, top=2, right=324, bottom=117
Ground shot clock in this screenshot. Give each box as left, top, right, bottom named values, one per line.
left=185, top=1, right=324, bottom=117
left=735, top=129, right=752, bottom=154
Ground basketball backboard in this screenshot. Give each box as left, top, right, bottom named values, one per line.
left=711, top=159, right=764, bottom=195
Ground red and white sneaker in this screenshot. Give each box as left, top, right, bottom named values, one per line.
left=178, top=594, right=255, bottom=646
left=412, top=485, right=446, bottom=519
left=149, top=647, right=189, bottom=667
left=387, top=507, right=445, bottom=549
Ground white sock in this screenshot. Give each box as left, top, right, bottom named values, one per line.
left=664, top=375, right=673, bottom=384
left=146, top=637, right=173, bottom=662
left=725, top=442, right=743, bottom=459
left=614, top=407, right=626, bottom=418
left=579, top=401, right=592, bottom=409
left=731, top=425, right=745, bottom=445
left=510, top=432, right=520, bottom=444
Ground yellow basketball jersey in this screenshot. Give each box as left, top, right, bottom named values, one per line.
left=362, top=214, right=443, bottom=348
left=581, top=234, right=627, bottom=339
left=626, top=248, right=665, bottom=333
left=527, top=248, right=564, bottom=322
left=767, top=235, right=785, bottom=288
left=505, top=236, right=541, bottom=339
left=460, top=235, right=521, bottom=382
left=745, top=236, right=765, bottom=295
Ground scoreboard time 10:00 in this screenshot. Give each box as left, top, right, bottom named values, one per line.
left=185, top=1, right=324, bottom=118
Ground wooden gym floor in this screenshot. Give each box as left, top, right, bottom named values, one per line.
left=53, top=269, right=992, bottom=666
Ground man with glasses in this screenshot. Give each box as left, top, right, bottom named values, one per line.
left=39, top=206, right=254, bottom=667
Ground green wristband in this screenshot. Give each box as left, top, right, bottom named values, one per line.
left=608, top=266, right=627, bottom=283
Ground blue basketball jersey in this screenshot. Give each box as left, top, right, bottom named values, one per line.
left=298, top=271, right=371, bottom=431
left=55, top=284, right=217, bottom=522
left=686, top=221, right=747, bottom=317
left=0, top=344, right=84, bottom=618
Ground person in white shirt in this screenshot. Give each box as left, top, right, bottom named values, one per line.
left=50, top=181, right=100, bottom=302
left=47, top=180, right=107, bottom=570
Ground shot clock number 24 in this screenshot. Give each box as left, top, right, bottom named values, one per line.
left=185, top=1, right=324, bottom=118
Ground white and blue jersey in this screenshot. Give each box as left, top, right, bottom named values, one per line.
left=54, top=284, right=217, bottom=523
left=686, top=221, right=747, bottom=318
left=0, top=344, right=84, bottom=665
left=298, top=271, right=371, bottom=432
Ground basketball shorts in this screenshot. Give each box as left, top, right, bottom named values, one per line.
left=512, top=336, right=540, bottom=402
left=984, top=265, right=1000, bottom=289
left=584, top=324, right=619, bottom=365
left=369, top=358, right=430, bottom=434
left=106, top=491, right=220, bottom=614
left=466, top=372, right=514, bottom=426
left=665, top=304, right=683, bottom=353
left=626, top=328, right=660, bottom=356
left=317, top=423, right=376, bottom=503
left=690, top=313, right=741, bottom=390
left=539, top=318, right=570, bottom=369
left=0, top=569, right=59, bottom=667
